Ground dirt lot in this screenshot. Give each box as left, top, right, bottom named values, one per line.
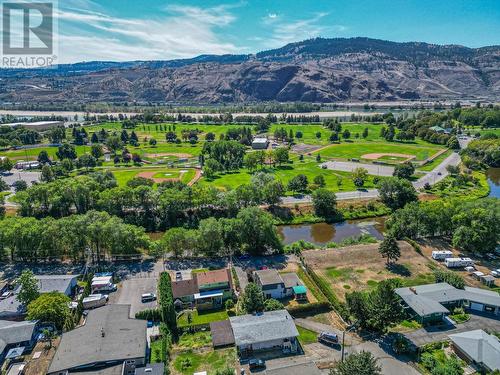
left=302, top=242, right=436, bottom=301
left=23, top=337, right=61, bottom=375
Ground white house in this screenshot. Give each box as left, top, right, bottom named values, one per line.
left=253, top=269, right=285, bottom=299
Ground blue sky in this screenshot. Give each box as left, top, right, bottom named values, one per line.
left=54, top=0, right=500, bottom=63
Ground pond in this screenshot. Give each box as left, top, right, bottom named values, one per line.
left=486, top=168, right=500, bottom=199
left=277, top=217, right=386, bottom=246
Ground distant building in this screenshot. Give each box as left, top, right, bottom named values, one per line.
left=449, top=329, right=500, bottom=372
left=14, top=161, right=40, bottom=170
left=252, top=137, right=269, bottom=150
left=47, top=304, right=146, bottom=375
left=5, top=121, right=64, bottom=131
left=230, top=310, right=299, bottom=357
left=396, top=283, right=500, bottom=324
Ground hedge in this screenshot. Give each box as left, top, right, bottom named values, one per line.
left=405, top=238, right=422, bottom=254
left=303, top=263, right=350, bottom=320
left=135, top=308, right=162, bottom=322
left=287, top=301, right=331, bottom=317
left=158, top=272, right=177, bottom=332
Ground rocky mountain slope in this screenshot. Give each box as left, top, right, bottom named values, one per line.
left=1, top=37, right=498, bottom=104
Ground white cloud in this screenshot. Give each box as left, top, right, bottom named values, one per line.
left=54, top=3, right=241, bottom=63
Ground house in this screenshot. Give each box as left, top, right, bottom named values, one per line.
left=254, top=269, right=285, bottom=299
left=134, top=363, right=164, bottom=375
left=449, top=330, right=500, bottom=372
left=172, top=278, right=198, bottom=310
left=14, top=161, right=40, bottom=170
left=252, top=137, right=269, bottom=150
left=194, top=269, right=233, bottom=311
left=171, top=269, right=233, bottom=311
left=209, top=320, right=235, bottom=348
left=0, top=320, right=38, bottom=365
left=230, top=310, right=299, bottom=357
left=35, top=275, right=78, bottom=296
left=396, top=283, right=500, bottom=324
left=47, top=305, right=147, bottom=375
left=281, top=273, right=308, bottom=301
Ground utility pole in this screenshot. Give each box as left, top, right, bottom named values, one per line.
left=341, top=323, right=358, bottom=362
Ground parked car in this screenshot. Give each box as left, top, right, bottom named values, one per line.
left=175, top=271, right=182, bottom=281
left=318, top=331, right=339, bottom=346
left=141, top=293, right=157, bottom=303
left=249, top=359, right=265, bottom=370
left=0, top=291, right=13, bottom=300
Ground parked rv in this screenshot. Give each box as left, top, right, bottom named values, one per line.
left=431, top=250, right=454, bottom=261
left=82, top=294, right=108, bottom=309
left=445, top=257, right=474, bottom=268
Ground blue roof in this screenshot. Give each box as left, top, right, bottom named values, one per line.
left=293, top=285, right=307, bottom=294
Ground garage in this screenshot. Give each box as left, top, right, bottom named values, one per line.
left=470, top=302, right=484, bottom=311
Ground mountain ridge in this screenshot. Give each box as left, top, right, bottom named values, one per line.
left=1, top=37, right=499, bottom=104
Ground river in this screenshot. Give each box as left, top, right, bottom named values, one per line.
left=277, top=217, right=386, bottom=246
left=486, top=168, right=500, bottom=199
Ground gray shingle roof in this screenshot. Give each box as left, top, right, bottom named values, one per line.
left=230, top=310, right=298, bottom=346
left=396, top=283, right=500, bottom=318
left=281, top=273, right=303, bottom=289
left=135, top=363, right=165, bottom=375
left=254, top=269, right=283, bottom=286
left=449, top=329, right=500, bottom=371
left=48, top=305, right=146, bottom=374
left=0, top=320, right=37, bottom=354
left=265, top=361, right=321, bottom=375
left=35, top=275, right=78, bottom=295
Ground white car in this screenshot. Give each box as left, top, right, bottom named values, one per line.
left=491, top=270, right=500, bottom=278
left=141, top=293, right=157, bottom=303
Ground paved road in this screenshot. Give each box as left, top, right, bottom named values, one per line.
left=321, top=161, right=395, bottom=177
left=283, top=137, right=474, bottom=205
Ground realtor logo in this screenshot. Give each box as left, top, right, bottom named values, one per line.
left=1, top=1, right=58, bottom=68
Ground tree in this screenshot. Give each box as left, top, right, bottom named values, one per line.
left=378, top=235, right=400, bottom=264
left=378, top=178, right=418, bottom=210
left=241, top=283, right=264, bottom=314
left=38, top=150, right=51, bottom=164
left=446, top=165, right=460, bottom=175
left=56, top=143, right=77, bottom=160
left=273, top=147, right=289, bottom=166
left=16, top=269, right=40, bottom=306
left=312, top=188, right=337, bottom=219
left=264, top=298, right=284, bottom=311
left=393, top=162, right=415, bottom=180
left=352, top=167, right=368, bottom=187
left=13, top=180, right=28, bottom=192
left=0, top=158, right=14, bottom=173
left=329, top=132, right=339, bottom=142
left=161, top=227, right=197, bottom=258
left=362, top=127, right=369, bottom=139
left=330, top=351, right=381, bottom=375
left=90, top=133, right=99, bottom=144
left=205, top=132, right=215, bottom=141
left=315, top=131, right=322, bottom=139
left=0, top=178, right=8, bottom=191
left=237, top=207, right=282, bottom=255
left=149, top=138, right=157, bottom=146
left=127, top=177, right=154, bottom=188
left=287, top=174, right=308, bottom=193
left=447, top=136, right=460, bottom=150
left=91, top=144, right=103, bottom=160
left=27, top=292, right=72, bottom=331
left=196, top=217, right=223, bottom=256
left=106, top=135, right=123, bottom=154
left=434, top=269, right=465, bottom=289
left=77, top=154, right=97, bottom=170
left=295, top=131, right=303, bottom=139
left=40, top=165, right=55, bottom=182
left=342, top=129, right=351, bottom=140
left=313, top=175, right=326, bottom=187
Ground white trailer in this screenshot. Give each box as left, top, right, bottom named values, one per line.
left=445, top=257, right=474, bottom=268
left=91, top=276, right=116, bottom=293
left=432, top=250, right=454, bottom=260
left=82, top=294, right=108, bottom=309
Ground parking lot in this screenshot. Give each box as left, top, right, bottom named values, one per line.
left=109, top=261, right=163, bottom=318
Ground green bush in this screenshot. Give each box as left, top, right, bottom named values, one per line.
left=286, top=301, right=331, bottom=317
left=158, top=272, right=177, bottom=332
left=434, top=269, right=465, bottom=289
left=135, top=308, right=162, bottom=321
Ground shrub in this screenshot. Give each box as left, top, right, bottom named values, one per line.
left=135, top=308, right=161, bottom=321
left=158, top=272, right=176, bottom=331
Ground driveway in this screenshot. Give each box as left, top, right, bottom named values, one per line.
left=404, top=313, right=500, bottom=347
left=110, top=260, right=163, bottom=318
left=321, top=161, right=395, bottom=177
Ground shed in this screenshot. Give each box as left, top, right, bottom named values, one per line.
left=292, top=285, right=308, bottom=301
left=209, top=320, right=235, bottom=348
left=481, top=275, right=496, bottom=287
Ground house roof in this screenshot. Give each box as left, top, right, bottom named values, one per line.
left=171, top=279, right=198, bottom=299
left=396, top=283, right=500, bottom=318
left=35, top=275, right=77, bottom=295
left=264, top=361, right=321, bottom=375
left=292, top=285, right=307, bottom=295
left=0, top=320, right=37, bottom=354
left=210, top=320, right=235, bottom=347
left=48, top=305, right=146, bottom=374
left=0, top=293, right=24, bottom=319
left=449, top=329, right=500, bottom=371
left=254, top=269, right=283, bottom=286
left=252, top=138, right=268, bottom=144
left=135, top=363, right=165, bottom=375
left=230, top=310, right=298, bottom=346
left=281, top=273, right=303, bottom=289
left=195, top=269, right=231, bottom=287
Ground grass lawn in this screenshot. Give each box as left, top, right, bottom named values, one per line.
left=201, top=158, right=378, bottom=193
left=177, top=309, right=229, bottom=327
left=0, top=145, right=88, bottom=160
left=418, top=150, right=453, bottom=171
left=176, top=331, right=212, bottom=350
left=316, top=142, right=443, bottom=161
left=297, top=326, right=318, bottom=345
left=172, top=348, right=237, bottom=375
left=150, top=339, right=165, bottom=363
